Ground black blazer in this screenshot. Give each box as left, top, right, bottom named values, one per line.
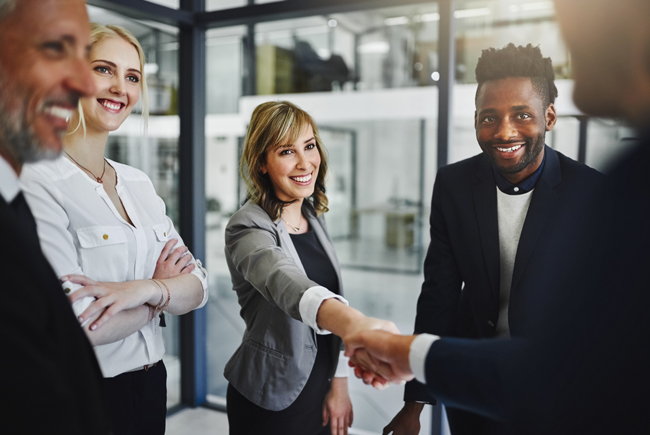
left=0, top=195, right=110, bottom=434
left=405, top=147, right=606, bottom=407
left=419, top=138, right=650, bottom=434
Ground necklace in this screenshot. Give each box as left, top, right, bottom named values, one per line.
left=282, top=215, right=301, bottom=232
left=65, top=151, right=107, bottom=184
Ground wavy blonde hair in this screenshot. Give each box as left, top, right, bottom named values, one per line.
left=241, top=101, right=329, bottom=219
left=70, top=23, right=149, bottom=136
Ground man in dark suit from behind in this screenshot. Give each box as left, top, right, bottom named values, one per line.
left=384, top=44, right=605, bottom=435
left=0, top=0, right=110, bottom=433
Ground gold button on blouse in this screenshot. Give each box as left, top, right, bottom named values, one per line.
left=103, top=234, right=109, bottom=240
left=64, top=288, right=71, bottom=294
left=164, top=232, right=167, bottom=237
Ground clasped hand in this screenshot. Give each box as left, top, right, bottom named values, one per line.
left=65, top=239, right=193, bottom=331
left=344, top=330, right=417, bottom=389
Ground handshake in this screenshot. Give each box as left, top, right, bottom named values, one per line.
left=342, top=321, right=419, bottom=389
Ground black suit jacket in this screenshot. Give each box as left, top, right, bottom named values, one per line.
left=405, top=147, right=606, bottom=428
left=0, top=193, right=110, bottom=433
left=421, top=137, right=650, bottom=434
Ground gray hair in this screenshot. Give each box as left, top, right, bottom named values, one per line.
left=0, top=0, right=17, bottom=23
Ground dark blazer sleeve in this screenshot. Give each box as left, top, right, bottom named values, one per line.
left=404, top=169, right=464, bottom=403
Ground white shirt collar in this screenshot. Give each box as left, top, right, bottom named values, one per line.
left=0, top=154, right=20, bottom=203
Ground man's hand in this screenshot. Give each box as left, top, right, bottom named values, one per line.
left=344, top=330, right=416, bottom=385
left=322, top=377, right=353, bottom=435
left=383, top=402, right=424, bottom=435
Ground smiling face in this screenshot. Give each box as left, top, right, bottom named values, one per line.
left=80, top=36, right=142, bottom=134
left=260, top=124, right=321, bottom=203
left=475, top=77, right=557, bottom=183
left=0, top=0, right=94, bottom=169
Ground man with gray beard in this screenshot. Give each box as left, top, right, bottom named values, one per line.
left=0, top=0, right=110, bottom=433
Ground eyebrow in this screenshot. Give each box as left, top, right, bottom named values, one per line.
left=478, top=105, right=531, bottom=117
left=276, top=137, right=316, bottom=148
left=91, top=59, right=142, bottom=75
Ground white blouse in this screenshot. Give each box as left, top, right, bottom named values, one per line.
left=21, top=156, right=208, bottom=378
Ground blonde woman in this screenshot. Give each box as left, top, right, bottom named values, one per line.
left=21, top=24, right=208, bottom=434
left=224, top=101, right=398, bottom=435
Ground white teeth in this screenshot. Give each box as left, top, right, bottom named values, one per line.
left=497, top=144, right=523, bottom=153
left=44, top=106, right=74, bottom=122
left=101, top=100, right=122, bottom=110
left=291, top=174, right=312, bottom=183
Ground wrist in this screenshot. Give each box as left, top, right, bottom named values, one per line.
left=317, top=299, right=365, bottom=337
left=404, top=401, right=425, bottom=413
left=145, top=279, right=163, bottom=306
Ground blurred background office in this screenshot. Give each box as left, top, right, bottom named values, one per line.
left=82, top=0, right=636, bottom=433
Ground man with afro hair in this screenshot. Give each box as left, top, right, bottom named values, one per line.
left=383, top=44, right=606, bottom=435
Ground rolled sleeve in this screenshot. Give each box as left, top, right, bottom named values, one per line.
left=409, top=333, right=440, bottom=384
left=298, top=286, right=348, bottom=334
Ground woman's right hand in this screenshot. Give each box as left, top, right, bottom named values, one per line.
left=153, top=239, right=195, bottom=279
left=65, top=275, right=160, bottom=331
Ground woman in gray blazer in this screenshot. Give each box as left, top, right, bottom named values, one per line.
left=224, top=101, right=398, bottom=435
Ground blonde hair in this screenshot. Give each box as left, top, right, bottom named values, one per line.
left=241, top=101, right=329, bottom=219
left=70, top=23, right=149, bottom=136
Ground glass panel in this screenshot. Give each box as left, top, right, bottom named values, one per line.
left=585, top=119, right=637, bottom=172
left=205, top=4, right=440, bottom=432
left=454, top=0, right=568, bottom=83
left=87, top=6, right=182, bottom=410
left=144, top=0, right=179, bottom=9
left=207, top=0, right=247, bottom=10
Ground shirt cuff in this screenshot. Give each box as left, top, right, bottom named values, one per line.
left=191, top=258, right=209, bottom=308
left=409, top=333, right=440, bottom=384
left=62, top=280, right=93, bottom=325
left=334, top=350, right=350, bottom=377
left=298, top=286, right=349, bottom=334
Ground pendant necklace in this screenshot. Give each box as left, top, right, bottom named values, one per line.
left=65, top=151, right=107, bottom=184
left=282, top=215, right=301, bottom=232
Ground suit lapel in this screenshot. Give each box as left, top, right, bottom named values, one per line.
left=472, top=156, right=501, bottom=302
left=510, top=146, right=561, bottom=293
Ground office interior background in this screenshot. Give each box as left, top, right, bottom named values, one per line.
left=86, top=0, right=635, bottom=433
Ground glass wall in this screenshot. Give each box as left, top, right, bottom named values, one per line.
left=87, top=5, right=183, bottom=410
left=203, top=3, right=442, bottom=433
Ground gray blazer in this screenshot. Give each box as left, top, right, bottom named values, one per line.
left=223, top=200, right=344, bottom=411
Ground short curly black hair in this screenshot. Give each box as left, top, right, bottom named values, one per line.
left=475, top=43, right=558, bottom=108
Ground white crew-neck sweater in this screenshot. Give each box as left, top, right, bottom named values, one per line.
left=495, top=187, right=534, bottom=337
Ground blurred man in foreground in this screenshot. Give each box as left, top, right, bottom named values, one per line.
left=0, top=0, right=110, bottom=432
left=345, top=0, right=650, bottom=433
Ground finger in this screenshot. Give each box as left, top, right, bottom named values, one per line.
left=330, top=416, right=339, bottom=435
left=180, top=263, right=196, bottom=275
left=157, top=239, right=177, bottom=263
left=62, top=274, right=95, bottom=286
left=68, top=285, right=101, bottom=304
left=322, top=405, right=329, bottom=427
left=78, top=295, right=113, bottom=324
left=349, top=408, right=354, bottom=426
left=89, top=302, right=123, bottom=330
left=175, top=252, right=193, bottom=270
left=168, top=246, right=189, bottom=265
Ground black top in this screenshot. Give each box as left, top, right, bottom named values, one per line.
left=226, top=227, right=339, bottom=435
